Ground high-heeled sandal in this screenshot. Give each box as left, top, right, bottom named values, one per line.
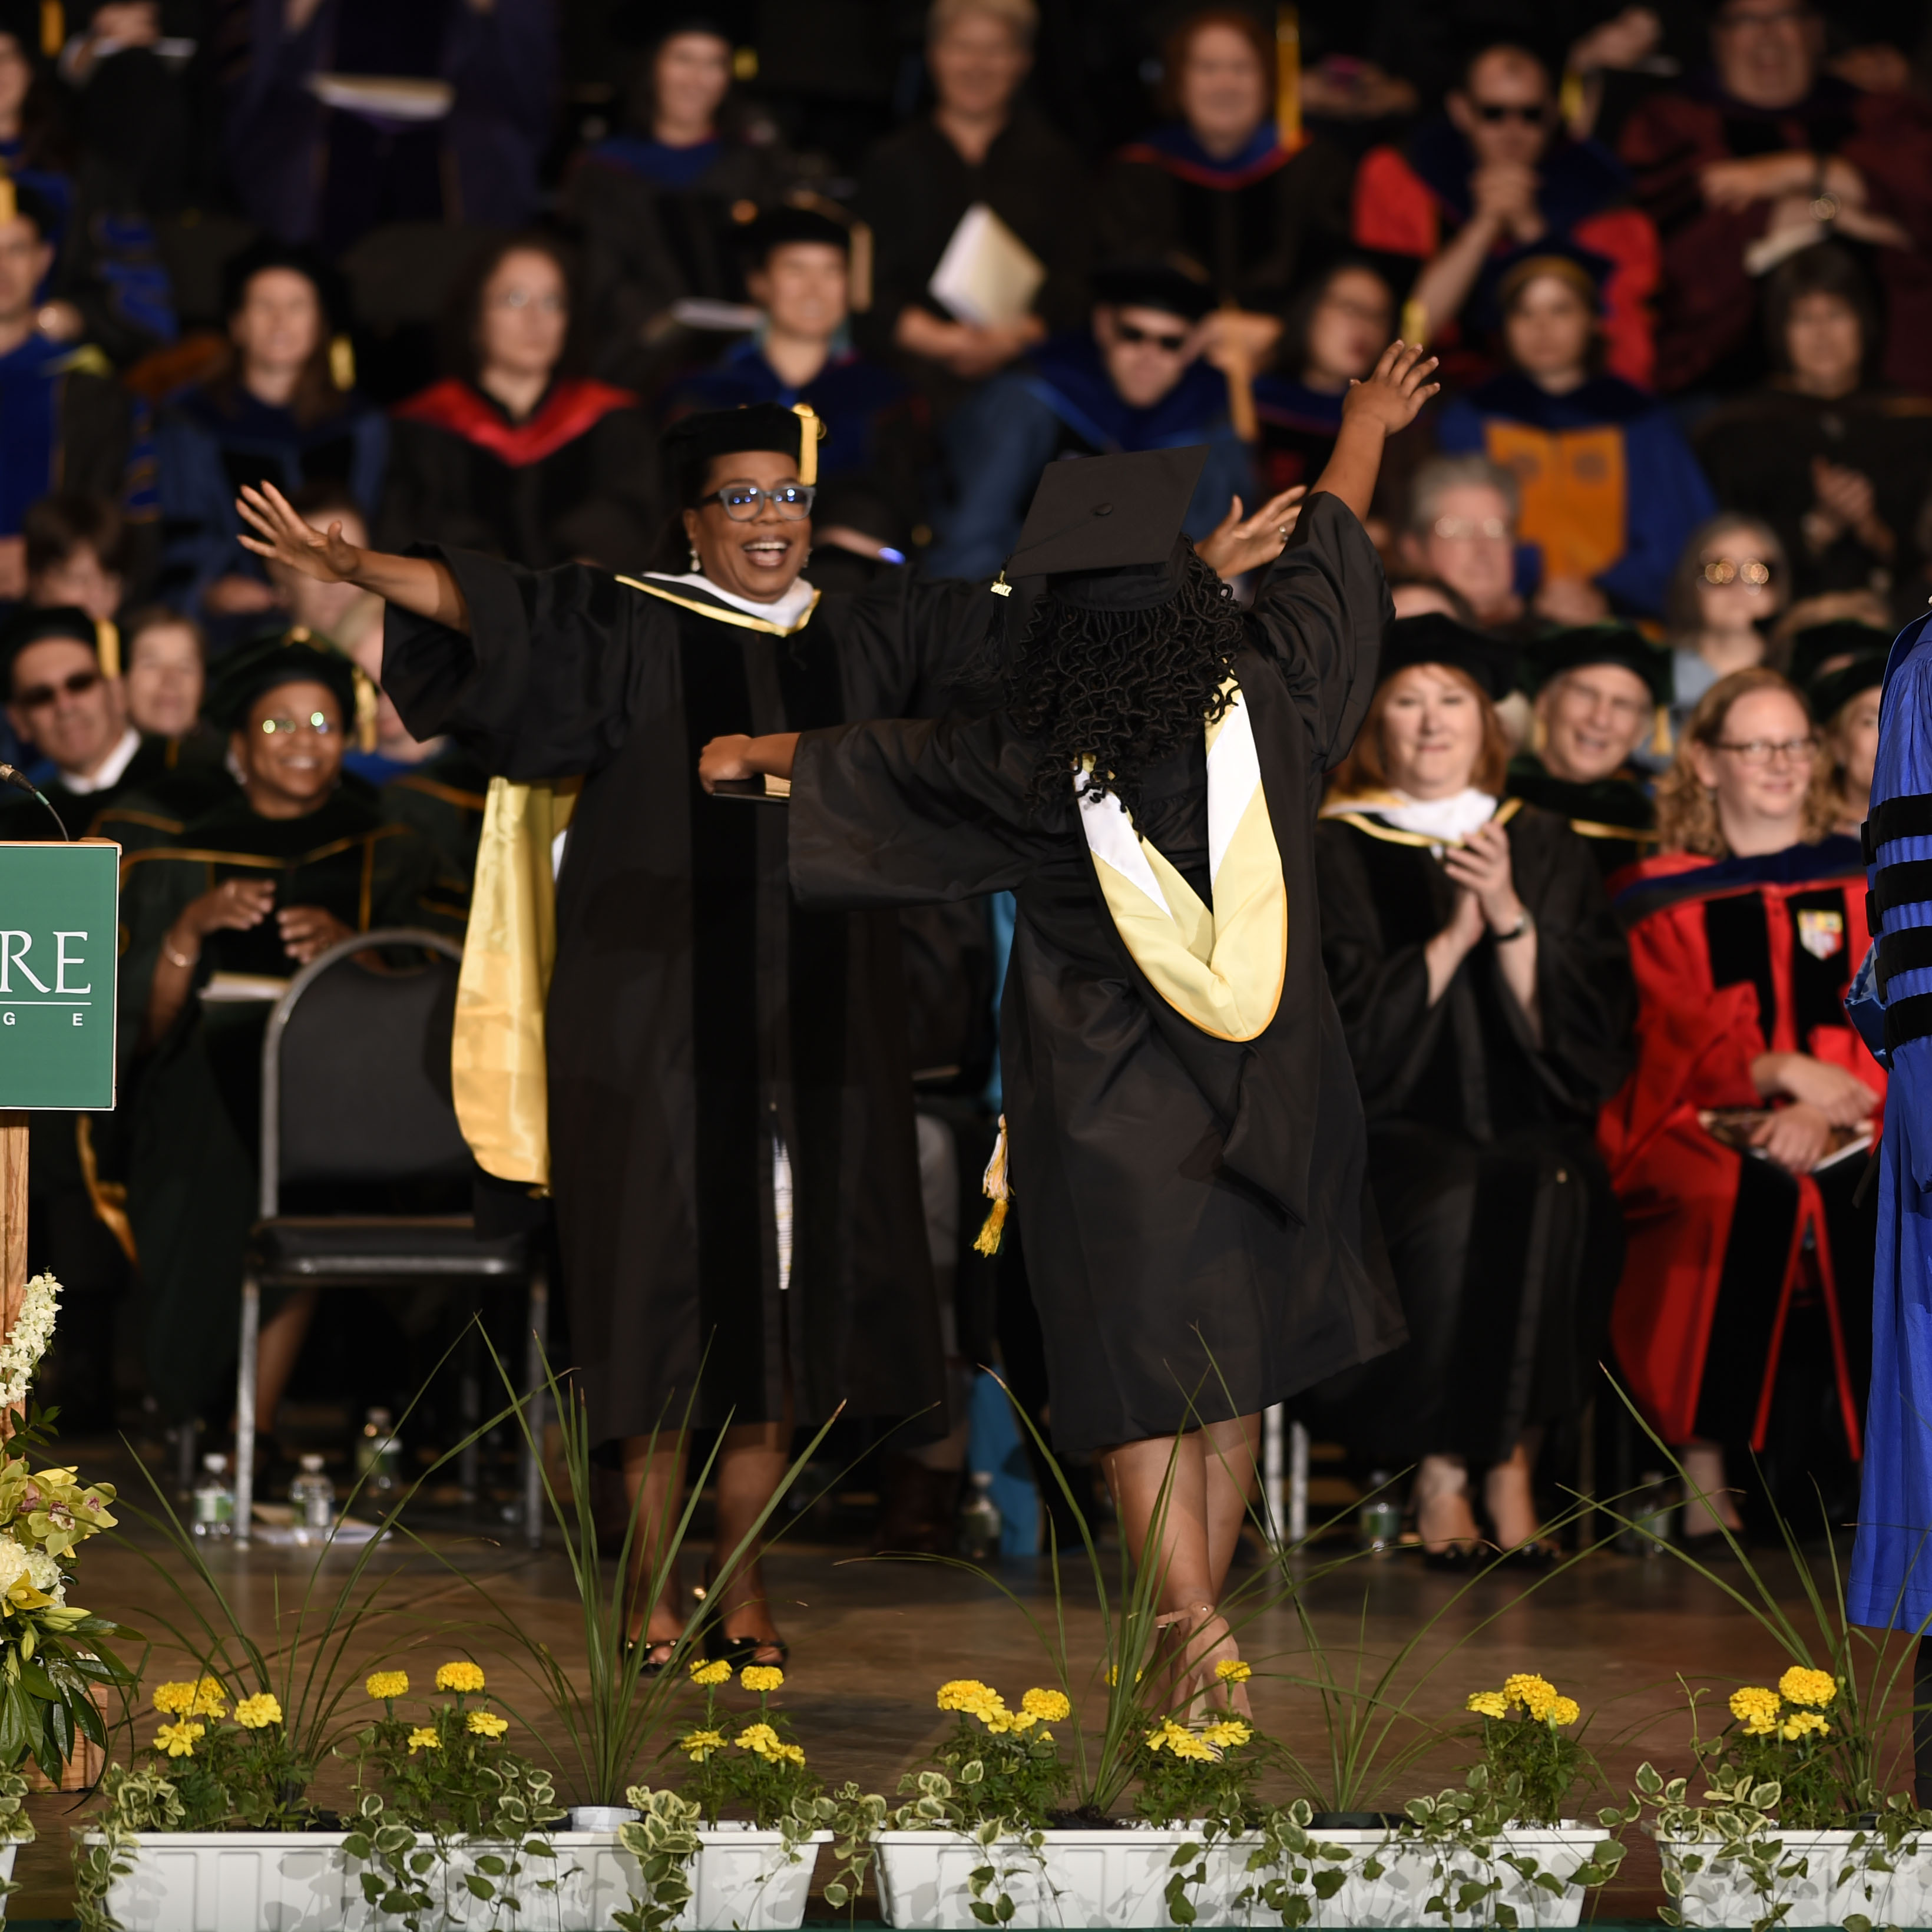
left=622, top=1636, right=678, bottom=1678
left=697, top=1560, right=789, bottom=1672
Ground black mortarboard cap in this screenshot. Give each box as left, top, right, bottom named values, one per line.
left=1090, top=259, right=1218, bottom=325
left=204, top=631, right=358, bottom=733
left=1008, top=447, right=1208, bottom=611
left=1378, top=613, right=1520, bottom=701
left=607, top=1, right=751, bottom=48
left=739, top=204, right=851, bottom=265
left=664, top=401, right=828, bottom=488
left=1494, top=236, right=1615, bottom=315
left=2, top=604, right=102, bottom=682
left=1520, top=623, right=1671, bottom=707
left=1788, top=618, right=1893, bottom=691
left=220, top=236, right=350, bottom=333
left=1807, top=650, right=1887, bottom=726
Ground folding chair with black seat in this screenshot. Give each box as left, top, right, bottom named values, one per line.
left=233, top=929, right=548, bottom=1548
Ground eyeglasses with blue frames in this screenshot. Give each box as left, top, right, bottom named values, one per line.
left=710, top=482, right=816, bottom=521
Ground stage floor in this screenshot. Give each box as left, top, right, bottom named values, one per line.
left=6, top=1435, right=1891, bottom=1924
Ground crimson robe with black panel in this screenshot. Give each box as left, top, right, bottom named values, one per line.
left=376, top=378, right=657, bottom=572
left=1303, top=803, right=1634, bottom=1463
left=382, top=561, right=977, bottom=1445
left=786, top=495, right=1405, bottom=1453
left=1599, top=842, right=1885, bottom=1450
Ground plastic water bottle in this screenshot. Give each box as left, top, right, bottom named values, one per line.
left=290, top=1454, right=335, bottom=1540
left=355, top=1410, right=401, bottom=1499
left=958, top=1471, right=1002, bottom=1561
left=193, top=1454, right=235, bottom=1539
left=1616, top=1470, right=1680, bottom=1557
left=1358, top=1471, right=1402, bottom=1554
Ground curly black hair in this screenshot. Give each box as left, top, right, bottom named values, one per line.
left=962, top=548, right=1247, bottom=820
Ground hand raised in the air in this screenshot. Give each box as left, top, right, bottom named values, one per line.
left=235, top=479, right=362, bottom=585
left=1342, top=339, right=1440, bottom=437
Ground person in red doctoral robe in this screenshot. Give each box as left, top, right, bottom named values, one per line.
left=1601, top=666, right=1884, bottom=1541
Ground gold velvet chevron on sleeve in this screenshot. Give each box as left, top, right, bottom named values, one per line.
left=451, top=775, right=580, bottom=1187
left=1075, top=682, right=1287, bottom=1042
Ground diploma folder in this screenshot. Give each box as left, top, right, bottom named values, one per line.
left=712, top=776, right=792, bottom=804
left=928, top=203, right=1045, bottom=329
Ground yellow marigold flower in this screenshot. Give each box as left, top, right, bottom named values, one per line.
left=1467, top=1691, right=1508, bottom=1720
left=1168, top=1729, right=1215, bottom=1762
left=1201, top=1719, right=1252, bottom=1749
left=1547, top=1696, right=1581, bottom=1728
left=983, top=1706, right=1037, bottom=1735
left=233, top=1693, right=282, bottom=1729
left=153, top=1721, right=203, bottom=1758
left=1145, top=1719, right=1187, bottom=1754
left=679, top=1729, right=727, bottom=1760
left=436, top=1661, right=486, bottom=1694
left=1022, top=1688, right=1071, bottom=1722
left=690, top=1659, right=732, bottom=1687
left=1779, top=1666, right=1837, bottom=1709
left=737, top=1722, right=780, bottom=1756
left=1729, top=1686, right=1780, bottom=1733
left=740, top=1666, right=785, bottom=1693
left=937, top=1679, right=996, bottom=1712
left=1503, top=1673, right=1556, bottom=1711
left=188, top=1677, right=227, bottom=1719
left=406, top=1728, right=439, bottom=1754
left=773, top=1742, right=806, bottom=1766
left=1780, top=1711, right=1830, bottom=1741
left=1215, top=1660, right=1253, bottom=1684
left=151, top=1681, right=196, bottom=1716
left=366, top=1671, right=409, bottom=1701
left=467, top=1711, right=508, bottom=1739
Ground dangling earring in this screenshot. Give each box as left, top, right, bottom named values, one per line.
left=689, top=542, right=702, bottom=572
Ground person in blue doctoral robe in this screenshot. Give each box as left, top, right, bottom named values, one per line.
left=1849, top=608, right=1932, bottom=1796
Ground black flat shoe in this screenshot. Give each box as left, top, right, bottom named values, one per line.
left=1421, top=1541, right=1484, bottom=1572
left=704, top=1627, right=791, bottom=1671
left=1493, top=1539, right=1559, bottom=1571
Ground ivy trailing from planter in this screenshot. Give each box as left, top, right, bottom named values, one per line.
left=72, top=1768, right=184, bottom=1932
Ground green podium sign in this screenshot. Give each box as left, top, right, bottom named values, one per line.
left=0, top=841, right=119, bottom=1110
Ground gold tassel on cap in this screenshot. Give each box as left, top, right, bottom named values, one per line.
left=972, top=1114, right=1010, bottom=1256
left=39, top=2, right=61, bottom=58
left=352, top=666, right=379, bottom=753
left=848, top=220, right=874, bottom=314
left=329, top=335, right=356, bottom=392
left=1275, top=5, right=1301, bottom=151
left=1400, top=296, right=1430, bottom=348
left=94, top=619, right=119, bottom=680
left=1651, top=704, right=1672, bottom=759
left=0, top=177, right=15, bottom=227
left=792, top=401, right=821, bottom=486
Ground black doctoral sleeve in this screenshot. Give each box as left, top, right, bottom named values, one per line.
left=831, top=573, right=993, bottom=720
left=1246, top=493, right=1392, bottom=780
left=379, top=550, right=648, bottom=779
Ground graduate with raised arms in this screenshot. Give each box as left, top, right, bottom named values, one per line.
left=698, top=340, right=1440, bottom=1716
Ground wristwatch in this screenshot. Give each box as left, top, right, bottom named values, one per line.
left=1493, top=908, right=1535, bottom=943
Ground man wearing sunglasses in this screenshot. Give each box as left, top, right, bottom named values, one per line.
left=925, top=259, right=1279, bottom=582
left=1352, top=41, right=1659, bottom=386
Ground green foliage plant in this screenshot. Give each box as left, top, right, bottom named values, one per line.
left=670, top=1658, right=813, bottom=1826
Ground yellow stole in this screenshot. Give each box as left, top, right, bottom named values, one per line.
left=1077, top=683, right=1287, bottom=1042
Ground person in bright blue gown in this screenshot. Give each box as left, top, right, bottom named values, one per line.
left=1848, top=607, right=1932, bottom=1797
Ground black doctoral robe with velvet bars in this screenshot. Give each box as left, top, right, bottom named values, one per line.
left=785, top=495, right=1406, bottom=1452
left=383, top=561, right=978, bottom=1447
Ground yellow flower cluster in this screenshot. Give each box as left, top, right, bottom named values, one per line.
left=1201, top=1718, right=1252, bottom=1749
left=366, top=1671, right=409, bottom=1701
left=1467, top=1674, right=1580, bottom=1726
left=679, top=1729, right=727, bottom=1760
left=690, top=1659, right=732, bottom=1688
left=1144, top=1719, right=1216, bottom=1762
left=406, top=1728, right=439, bottom=1753
left=741, top=1666, right=785, bottom=1693
left=1467, top=1691, right=1509, bottom=1721
left=153, top=1677, right=226, bottom=1719
left=467, top=1711, right=509, bottom=1739
left=153, top=1721, right=203, bottom=1759
left=1781, top=1711, right=1830, bottom=1741
left=1215, top=1660, right=1252, bottom=1685
left=1021, top=1688, right=1071, bottom=1723
left=1729, top=1686, right=1782, bottom=1736
left=1779, top=1666, right=1837, bottom=1708
left=935, top=1679, right=1063, bottom=1737
left=737, top=1721, right=805, bottom=1766
left=937, top=1679, right=999, bottom=1714
left=436, top=1661, right=487, bottom=1694
left=234, top=1693, right=282, bottom=1730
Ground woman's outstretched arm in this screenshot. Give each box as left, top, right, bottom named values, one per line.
left=236, top=480, right=471, bottom=633
left=1311, top=338, right=1440, bottom=523
left=699, top=732, right=800, bottom=790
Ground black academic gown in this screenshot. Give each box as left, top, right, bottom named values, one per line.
left=0, top=732, right=231, bottom=847
left=382, top=563, right=979, bottom=1448
left=1504, top=755, right=1658, bottom=884
left=786, top=495, right=1406, bottom=1453
left=120, top=783, right=445, bottom=1418
left=1305, top=800, right=1635, bottom=1465
left=381, top=744, right=491, bottom=919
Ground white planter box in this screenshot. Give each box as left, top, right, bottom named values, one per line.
left=875, top=1825, right=1262, bottom=1930
left=1226, top=1824, right=1607, bottom=1929
left=1658, top=1828, right=1932, bottom=1930
left=95, top=1825, right=827, bottom=1932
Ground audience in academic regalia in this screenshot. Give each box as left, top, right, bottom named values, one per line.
left=1353, top=39, right=1659, bottom=386
left=924, top=259, right=1253, bottom=583
left=1434, top=244, right=1715, bottom=621
left=1808, top=650, right=1887, bottom=839
left=1395, top=454, right=1532, bottom=634
left=1602, top=669, right=1882, bottom=1539
left=1619, top=0, right=1932, bottom=396
left=1664, top=512, right=1790, bottom=746
left=853, top=0, right=1089, bottom=399
left=1310, top=616, right=1633, bottom=1564
left=377, top=232, right=656, bottom=571
left=1693, top=245, right=1932, bottom=613
left=154, top=242, right=387, bottom=639
left=24, top=492, right=131, bottom=618
left=1253, top=257, right=1395, bottom=498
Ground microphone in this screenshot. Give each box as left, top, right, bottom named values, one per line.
left=0, top=765, right=71, bottom=841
